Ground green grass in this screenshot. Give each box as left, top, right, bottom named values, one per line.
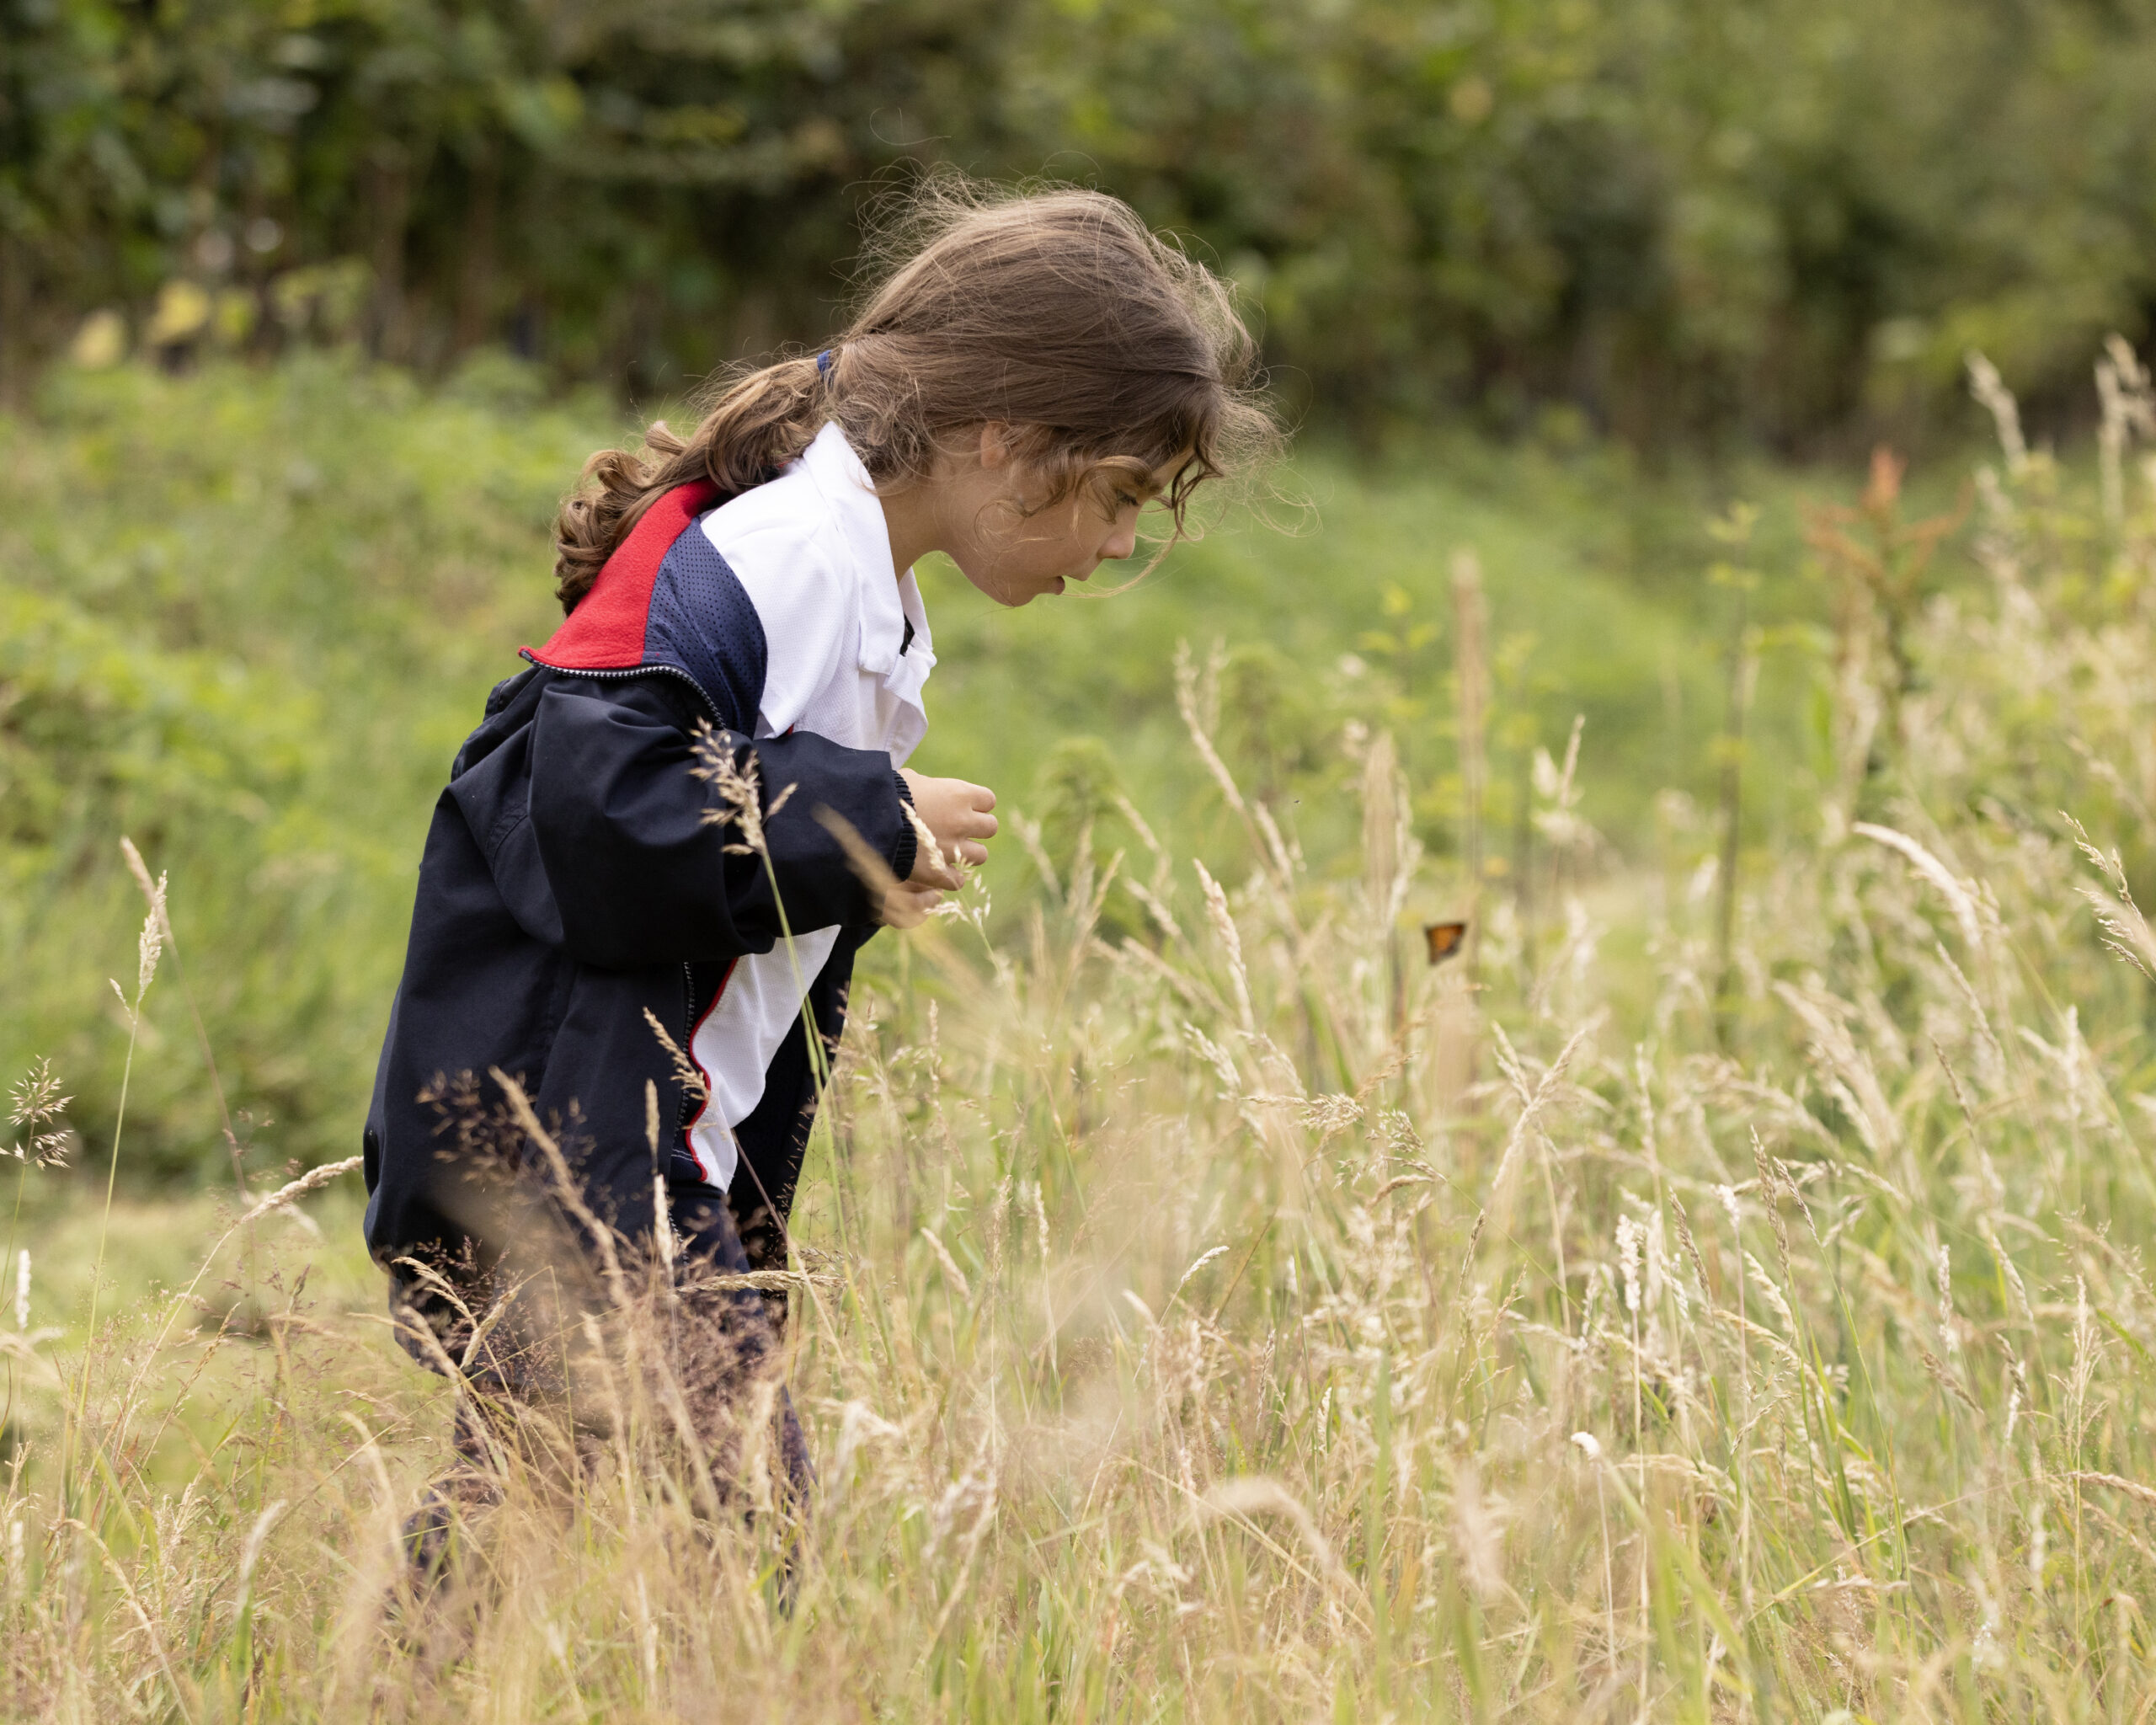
left=8, top=350, right=2156, bottom=1717
left=0, top=354, right=1853, bottom=1184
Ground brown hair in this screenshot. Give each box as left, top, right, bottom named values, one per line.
left=551, top=178, right=1280, bottom=611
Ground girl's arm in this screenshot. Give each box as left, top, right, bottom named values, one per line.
left=520, top=676, right=912, bottom=971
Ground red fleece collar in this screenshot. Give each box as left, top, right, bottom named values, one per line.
left=524, top=481, right=723, bottom=669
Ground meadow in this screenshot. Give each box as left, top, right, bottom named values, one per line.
left=5, top=346, right=2156, bottom=1719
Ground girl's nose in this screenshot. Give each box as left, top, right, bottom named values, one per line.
left=1103, top=521, right=1139, bottom=561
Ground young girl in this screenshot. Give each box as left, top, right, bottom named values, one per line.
left=360, top=182, right=1275, bottom=1553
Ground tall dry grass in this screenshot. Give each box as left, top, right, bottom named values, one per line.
left=9, top=350, right=2156, bottom=1720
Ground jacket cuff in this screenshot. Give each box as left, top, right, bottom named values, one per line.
left=889, top=770, right=918, bottom=884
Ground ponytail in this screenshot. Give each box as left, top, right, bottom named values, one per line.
left=552, top=355, right=828, bottom=611
left=551, top=179, right=1278, bottom=614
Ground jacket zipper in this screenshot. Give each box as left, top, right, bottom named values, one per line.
left=679, top=960, right=701, bottom=1135
left=518, top=652, right=721, bottom=729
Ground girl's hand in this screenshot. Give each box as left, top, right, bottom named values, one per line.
left=877, top=881, right=947, bottom=930
left=899, top=771, right=997, bottom=888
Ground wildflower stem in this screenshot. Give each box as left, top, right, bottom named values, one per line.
left=3, top=1161, right=24, bottom=1287
left=68, top=985, right=142, bottom=1497
left=1, top=1160, right=23, bottom=1437
left=748, top=805, right=853, bottom=1358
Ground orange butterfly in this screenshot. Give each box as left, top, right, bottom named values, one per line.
left=1422, top=921, right=1468, bottom=964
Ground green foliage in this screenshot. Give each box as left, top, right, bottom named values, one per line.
left=0, top=355, right=1833, bottom=1181
left=0, top=355, right=584, bottom=1177
left=11, top=0, right=2156, bottom=442
left=10, top=345, right=2156, bottom=1717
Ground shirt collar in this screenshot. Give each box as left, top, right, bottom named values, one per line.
left=796, top=422, right=936, bottom=681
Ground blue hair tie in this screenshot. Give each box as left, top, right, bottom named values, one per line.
left=816, top=348, right=835, bottom=378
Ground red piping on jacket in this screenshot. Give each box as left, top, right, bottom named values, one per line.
left=682, top=956, right=739, bottom=1182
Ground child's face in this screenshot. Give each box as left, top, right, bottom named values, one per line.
left=946, top=430, right=1182, bottom=608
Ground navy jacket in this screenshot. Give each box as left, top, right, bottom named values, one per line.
left=362, top=481, right=916, bottom=1300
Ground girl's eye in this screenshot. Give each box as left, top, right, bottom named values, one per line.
left=1116, top=492, right=1139, bottom=511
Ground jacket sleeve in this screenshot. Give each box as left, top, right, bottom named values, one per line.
left=523, top=676, right=910, bottom=970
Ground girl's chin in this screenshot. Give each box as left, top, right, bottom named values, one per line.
left=971, top=564, right=1075, bottom=606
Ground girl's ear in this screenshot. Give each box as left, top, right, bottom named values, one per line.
left=976, top=422, right=1013, bottom=471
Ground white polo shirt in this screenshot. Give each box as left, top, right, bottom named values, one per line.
left=682, top=422, right=933, bottom=1188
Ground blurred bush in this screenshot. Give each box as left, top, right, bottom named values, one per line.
left=0, top=354, right=588, bottom=1178
left=7, top=0, right=2156, bottom=447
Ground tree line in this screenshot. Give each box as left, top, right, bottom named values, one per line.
left=7, top=0, right=2156, bottom=448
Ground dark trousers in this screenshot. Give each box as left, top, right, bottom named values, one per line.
left=400, top=1178, right=813, bottom=1587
